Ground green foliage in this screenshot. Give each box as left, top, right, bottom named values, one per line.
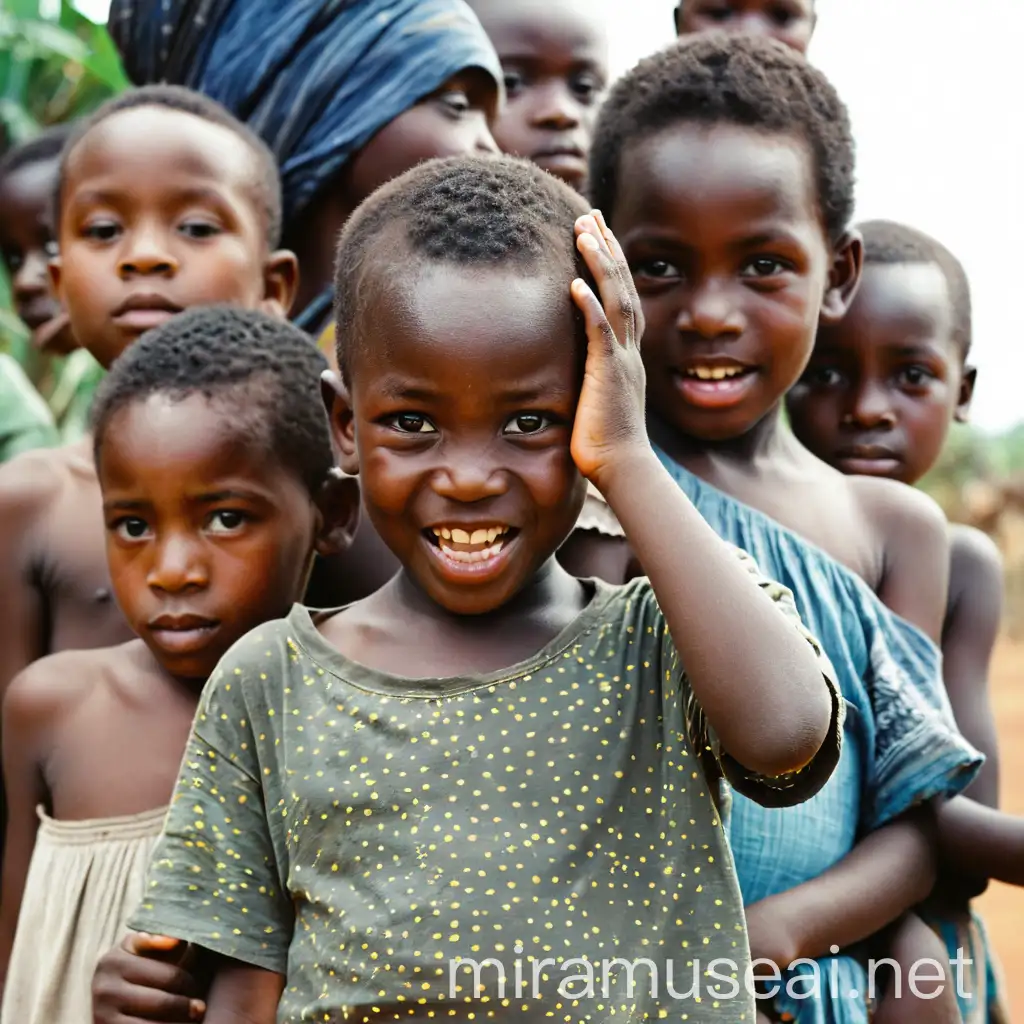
left=1, top=0, right=127, bottom=147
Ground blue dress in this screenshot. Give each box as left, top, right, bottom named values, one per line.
left=648, top=450, right=984, bottom=1023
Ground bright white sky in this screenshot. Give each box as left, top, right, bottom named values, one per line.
left=75, top=0, right=1024, bottom=432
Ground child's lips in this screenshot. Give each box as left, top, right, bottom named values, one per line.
left=673, top=366, right=759, bottom=409
left=147, top=614, right=220, bottom=654
left=422, top=525, right=520, bottom=584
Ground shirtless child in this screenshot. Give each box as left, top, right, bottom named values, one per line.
left=0, top=84, right=297, bottom=704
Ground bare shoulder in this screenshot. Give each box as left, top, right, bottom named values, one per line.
left=3, top=644, right=128, bottom=733
left=845, top=474, right=950, bottom=638
left=947, top=524, right=1003, bottom=617
left=847, top=473, right=949, bottom=550
left=0, top=444, right=89, bottom=536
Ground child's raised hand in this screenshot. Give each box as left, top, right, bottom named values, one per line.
left=92, top=932, right=206, bottom=1023
left=569, top=210, right=648, bottom=492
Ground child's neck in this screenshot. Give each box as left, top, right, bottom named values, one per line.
left=647, top=404, right=791, bottom=471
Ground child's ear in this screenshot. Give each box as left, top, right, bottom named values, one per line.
left=321, top=369, right=359, bottom=476
left=819, top=229, right=863, bottom=325
left=260, top=250, right=300, bottom=319
left=314, top=468, right=361, bottom=557
left=955, top=365, right=977, bottom=424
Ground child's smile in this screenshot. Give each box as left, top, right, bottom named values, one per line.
left=613, top=122, right=840, bottom=443
left=329, top=263, right=587, bottom=616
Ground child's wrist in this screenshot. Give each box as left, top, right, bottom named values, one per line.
left=585, top=445, right=661, bottom=503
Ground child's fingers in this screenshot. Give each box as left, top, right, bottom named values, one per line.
left=575, top=229, right=637, bottom=349
left=97, top=981, right=205, bottom=1023
left=571, top=279, right=618, bottom=354
left=591, top=210, right=644, bottom=343
left=123, top=933, right=182, bottom=955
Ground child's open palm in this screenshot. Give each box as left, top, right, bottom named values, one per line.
left=569, top=211, right=648, bottom=492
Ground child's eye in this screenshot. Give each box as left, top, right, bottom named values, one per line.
left=2, top=248, right=23, bottom=273
left=898, top=365, right=935, bottom=388
left=82, top=220, right=121, bottom=242
left=571, top=72, right=604, bottom=103
left=504, top=413, right=552, bottom=435
left=771, top=4, right=797, bottom=26
left=437, top=90, right=471, bottom=116
left=632, top=259, right=679, bottom=280
left=208, top=510, right=247, bottom=533
left=114, top=517, right=151, bottom=541
left=702, top=6, right=733, bottom=22
left=503, top=71, right=525, bottom=97
left=179, top=219, right=222, bottom=239
left=741, top=257, right=789, bottom=278
left=43, top=239, right=59, bottom=259
left=804, top=366, right=843, bottom=387
left=388, top=413, right=437, bottom=434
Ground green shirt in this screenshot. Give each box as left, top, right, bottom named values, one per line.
left=133, top=568, right=841, bottom=1023
left=0, top=353, right=59, bottom=462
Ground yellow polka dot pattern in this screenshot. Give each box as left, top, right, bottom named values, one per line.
left=133, top=577, right=839, bottom=1023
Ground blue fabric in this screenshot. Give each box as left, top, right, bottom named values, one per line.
left=651, top=446, right=983, bottom=1024
left=108, top=0, right=502, bottom=228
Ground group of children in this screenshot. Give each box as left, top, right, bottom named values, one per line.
left=0, top=1, right=1014, bottom=1023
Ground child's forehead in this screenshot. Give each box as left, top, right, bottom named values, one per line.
left=66, top=106, right=258, bottom=201
left=101, top=391, right=292, bottom=483
left=352, top=261, right=579, bottom=381
left=0, top=156, right=58, bottom=214
left=850, top=261, right=956, bottom=340
left=618, top=123, right=820, bottom=231
left=472, top=0, right=608, bottom=57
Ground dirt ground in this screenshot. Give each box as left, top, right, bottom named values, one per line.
left=972, top=636, right=1023, bottom=1014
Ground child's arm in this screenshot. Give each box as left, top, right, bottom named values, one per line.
left=742, top=807, right=937, bottom=966
left=0, top=455, right=56, bottom=698
left=570, top=212, right=834, bottom=780
left=853, top=476, right=951, bottom=644
left=203, top=958, right=283, bottom=1024
left=0, top=661, right=57, bottom=987
left=941, top=526, right=1002, bottom=808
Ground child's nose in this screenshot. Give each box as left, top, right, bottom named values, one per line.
left=847, top=382, right=897, bottom=428
left=431, top=451, right=509, bottom=503
left=119, top=226, right=179, bottom=279
left=148, top=535, right=208, bottom=592
left=530, top=83, right=582, bottom=130
left=13, top=251, right=50, bottom=297
left=676, top=282, right=745, bottom=339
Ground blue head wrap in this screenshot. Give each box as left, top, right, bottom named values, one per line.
left=109, top=0, right=501, bottom=223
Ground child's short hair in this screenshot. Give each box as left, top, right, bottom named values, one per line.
left=589, top=33, right=855, bottom=242
left=0, top=122, right=73, bottom=183
left=57, top=84, right=282, bottom=247
left=91, top=306, right=333, bottom=494
left=859, top=219, right=972, bottom=358
left=332, top=154, right=590, bottom=379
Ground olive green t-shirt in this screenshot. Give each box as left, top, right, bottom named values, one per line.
left=132, top=569, right=841, bottom=1023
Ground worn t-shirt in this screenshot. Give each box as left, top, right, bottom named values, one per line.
left=132, top=568, right=842, bottom=1023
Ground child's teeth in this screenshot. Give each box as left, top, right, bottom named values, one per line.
left=442, top=527, right=451, bottom=540
left=486, top=527, right=500, bottom=543
left=451, top=528, right=471, bottom=544
left=470, top=529, right=488, bottom=545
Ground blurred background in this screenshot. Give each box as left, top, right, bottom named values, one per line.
left=3, top=0, right=1023, bottom=1006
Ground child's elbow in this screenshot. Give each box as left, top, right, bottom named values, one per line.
left=749, top=676, right=835, bottom=780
